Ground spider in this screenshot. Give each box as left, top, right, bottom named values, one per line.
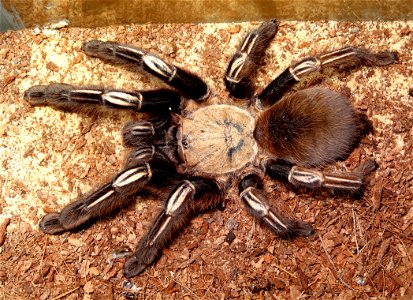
left=24, top=20, right=397, bottom=278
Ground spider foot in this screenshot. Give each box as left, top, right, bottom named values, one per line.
left=39, top=212, right=66, bottom=234
left=270, top=214, right=315, bottom=239
left=124, top=246, right=160, bottom=278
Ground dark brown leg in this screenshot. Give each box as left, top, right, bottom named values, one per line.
left=225, top=20, right=279, bottom=99
left=258, top=46, right=397, bottom=107
left=124, top=178, right=222, bottom=277
left=83, top=40, right=209, bottom=100
left=264, top=158, right=377, bottom=194
left=24, top=83, right=182, bottom=113
left=239, top=173, right=314, bottom=239
left=39, top=147, right=173, bottom=234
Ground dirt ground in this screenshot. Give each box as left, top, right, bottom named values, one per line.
left=0, top=20, right=412, bottom=300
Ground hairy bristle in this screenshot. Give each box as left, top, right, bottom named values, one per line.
left=255, top=87, right=359, bottom=166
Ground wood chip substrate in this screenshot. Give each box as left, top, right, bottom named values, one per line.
left=1, top=21, right=412, bottom=299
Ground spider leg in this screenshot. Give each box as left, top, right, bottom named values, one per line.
left=258, top=46, right=398, bottom=107
left=82, top=40, right=209, bottom=101
left=239, top=173, right=314, bottom=239
left=225, top=20, right=279, bottom=99
left=24, top=83, right=182, bottom=113
left=39, top=146, right=171, bottom=234
left=124, top=178, right=222, bottom=277
left=122, top=114, right=172, bottom=147
left=264, top=158, right=377, bottom=194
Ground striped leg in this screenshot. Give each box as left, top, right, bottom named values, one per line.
left=121, top=114, right=172, bottom=147
left=39, top=147, right=170, bottom=234
left=124, top=178, right=221, bottom=277
left=264, top=158, right=377, bottom=194
left=239, top=174, right=314, bottom=238
left=82, top=40, right=209, bottom=101
left=258, top=46, right=397, bottom=107
left=225, top=20, right=278, bottom=99
left=24, top=83, right=182, bottom=113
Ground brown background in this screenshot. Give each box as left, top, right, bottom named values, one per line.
left=0, top=1, right=413, bottom=299
left=5, top=0, right=413, bottom=28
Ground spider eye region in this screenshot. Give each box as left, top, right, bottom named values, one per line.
left=181, top=104, right=257, bottom=175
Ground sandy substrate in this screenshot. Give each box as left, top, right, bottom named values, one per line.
left=0, top=21, right=412, bottom=299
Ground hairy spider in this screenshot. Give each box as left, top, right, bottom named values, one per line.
left=24, top=20, right=397, bottom=278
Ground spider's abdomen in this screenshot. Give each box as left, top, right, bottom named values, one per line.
left=180, top=104, right=257, bottom=176
left=254, top=87, right=358, bottom=166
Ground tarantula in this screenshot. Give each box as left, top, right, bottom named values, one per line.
left=24, top=20, right=396, bottom=278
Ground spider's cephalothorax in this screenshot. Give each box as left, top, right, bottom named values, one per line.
left=24, top=20, right=397, bottom=278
